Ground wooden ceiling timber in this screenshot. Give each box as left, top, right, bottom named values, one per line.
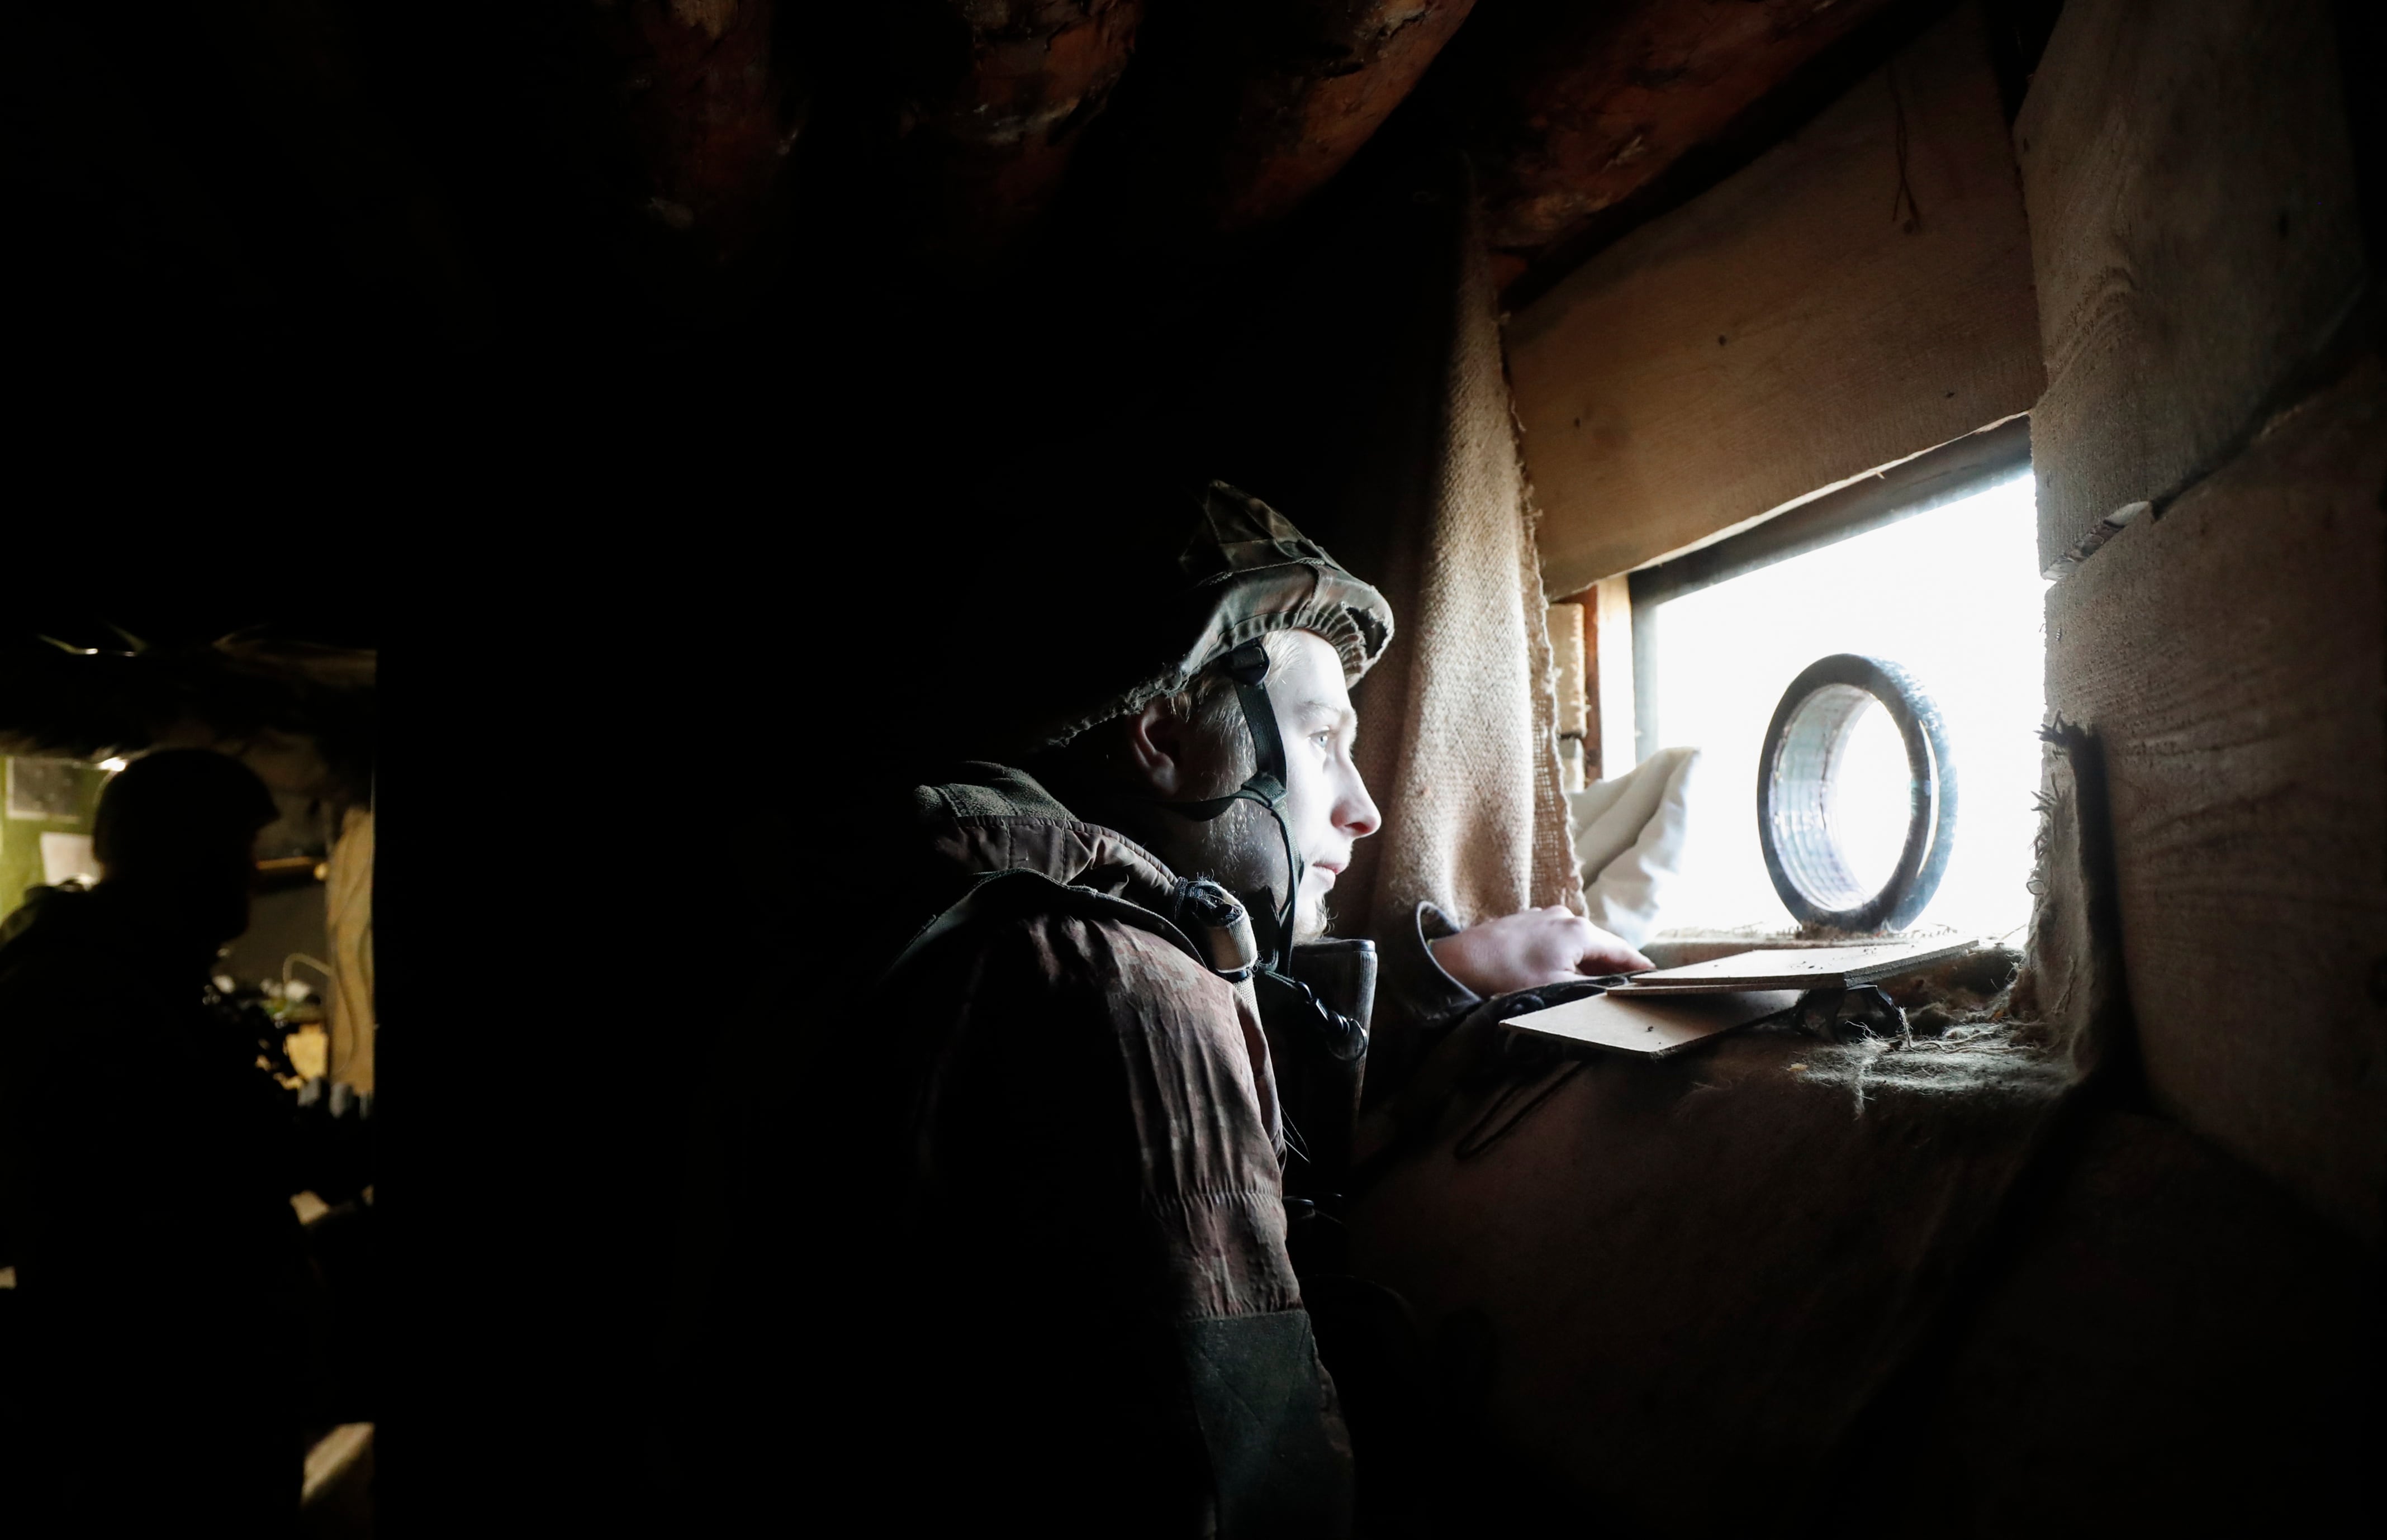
left=1440, top=0, right=1913, bottom=292
left=1013, top=0, right=1477, bottom=264
left=1195, top=0, right=1481, bottom=235
left=890, top=0, right=1143, bottom=264
left=599, top=0, right=796, bottom=268
left=600, top=0, right=1958, bottom=297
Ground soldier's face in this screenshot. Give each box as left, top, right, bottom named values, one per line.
left=1126, top=629, right=1383, bottom=943
left=1265, top=630, right=1382, bottom=941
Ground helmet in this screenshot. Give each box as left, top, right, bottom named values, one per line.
left=996, top=475, right=1395, bottom=756
left=950, top=460, right=1394, bottom=970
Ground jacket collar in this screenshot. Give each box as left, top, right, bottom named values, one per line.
left=909, top=762, right=1283, bottom=1154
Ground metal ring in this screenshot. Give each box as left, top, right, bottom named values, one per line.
left=1755, top=654, right=1957, bottom=931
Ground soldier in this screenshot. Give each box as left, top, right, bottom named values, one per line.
left=813, top=474, right=1650, bottom=1536
left=0, top=750, right=303, bottom=1534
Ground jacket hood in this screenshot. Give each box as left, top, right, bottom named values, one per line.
left=913, top=762, right=1185, bottom=915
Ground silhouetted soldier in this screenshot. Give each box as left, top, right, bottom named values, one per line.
left=0, top=750, right=302, bottom=1533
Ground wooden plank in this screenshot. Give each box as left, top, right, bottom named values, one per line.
left=1508, top=1, right=2043, bottom=599
left=2044, top=358, right=2387, bottom=1244
left=2017, top=0, right=2369, bottom=569
left=1546, top=602, right=1588, bottom=738
left=1548, top=601, right=1589, bottom=790
left=1591, top=574, right=1635, bottom=778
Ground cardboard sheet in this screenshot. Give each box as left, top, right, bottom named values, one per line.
left=1503, top=989, right=1802, bottom=1057
left=1614, top=939, right=1978, bottom=994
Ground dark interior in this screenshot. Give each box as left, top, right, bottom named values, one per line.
left=1, top=0, right=2381, bottom=1534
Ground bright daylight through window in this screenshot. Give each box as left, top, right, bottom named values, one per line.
left=1644, top=469, right=2046, bottom=940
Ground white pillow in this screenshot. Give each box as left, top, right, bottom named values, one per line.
left=1566, top=747, right=1702, bottom=946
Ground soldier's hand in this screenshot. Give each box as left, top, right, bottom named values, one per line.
left=1429, top=906, right=1652, bottom=996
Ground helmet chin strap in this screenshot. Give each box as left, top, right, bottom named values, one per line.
left=1159, top=640, right=1370, bottom=1137
left=1161, top=638, right=1303, bottom=969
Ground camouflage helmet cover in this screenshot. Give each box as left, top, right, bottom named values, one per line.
left=1004, top=478, right=1395, bottom=755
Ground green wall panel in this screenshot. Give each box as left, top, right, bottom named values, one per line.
left=0, top=759, right=110, bottom=920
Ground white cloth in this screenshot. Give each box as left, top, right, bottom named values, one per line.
left=1565, top=748, right=1702, bottom=945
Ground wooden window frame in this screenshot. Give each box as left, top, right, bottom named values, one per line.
left=1621, top=415, right=2033, bottom=766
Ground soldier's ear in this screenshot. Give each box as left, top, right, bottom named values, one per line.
left=1121, top=701, right=1189, bottom=797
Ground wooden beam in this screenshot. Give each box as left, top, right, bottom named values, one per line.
left=1549, top=601, right=1588, bottom=790
left=325, top=807, right=376, bottom=1094
left=1444, top=0, right=1908, bottom=293
left=1077, top=0, right=1474, bottom=246
left=1509, top=2, right=2042, bottom=598
left=600, top=0, right=795, bottom=269
left=890, top=0, right=1142, bottom=264
left=2043, top=357, right=2387, bottom=1245
left=2016, top=0, right=2370, bottom=569
left=1591, top=576, right=1635, bottom=780
left=1197, top=0, right=1478, bottom=235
